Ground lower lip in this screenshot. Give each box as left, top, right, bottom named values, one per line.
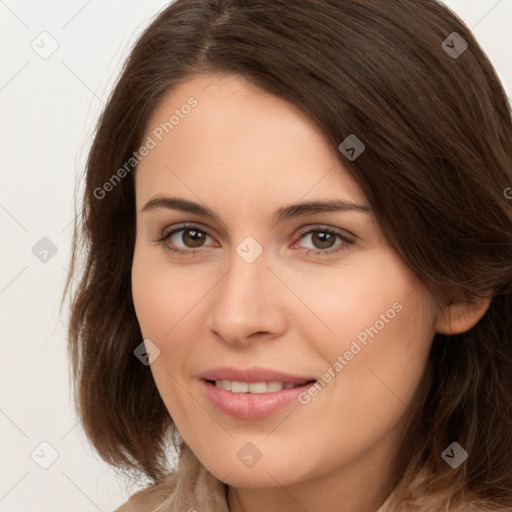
left=200, top=379, right=316, bottom=420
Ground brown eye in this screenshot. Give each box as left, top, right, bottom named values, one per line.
left=310, top=231, right=337, bottom=249
left=180, top=228, right=206, bottom=248
left=160, top=225, right=215, bottom=253
left=295, top=226, right=354, bottom=256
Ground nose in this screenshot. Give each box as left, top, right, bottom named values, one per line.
left=206, top=248, right=288, bottom=348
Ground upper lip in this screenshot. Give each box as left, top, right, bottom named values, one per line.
left=201, top=366, right=316, bottom=384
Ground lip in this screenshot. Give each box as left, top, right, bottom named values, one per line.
left=200, top=366, right=316, bottom=384
left=200, top=366, right=317, bottom=420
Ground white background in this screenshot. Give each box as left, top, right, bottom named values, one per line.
left=1, top=1, right=511, bottom=510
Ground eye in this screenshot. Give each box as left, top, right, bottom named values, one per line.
left=157, top=223, right=354, bottom=257
left=293, top=226, right=354, bottom=256
left=158, top=224, right=216, bottom=254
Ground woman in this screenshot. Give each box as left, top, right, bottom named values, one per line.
left=64, top=0, right=512, bottom=510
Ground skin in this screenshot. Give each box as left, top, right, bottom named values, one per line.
left=131, top=73, right=491, bottom=512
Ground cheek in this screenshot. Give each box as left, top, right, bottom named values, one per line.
left=130, top=245, right=219, bottom=410
left=287, top=247, right=428, bottom=356
left=296, top=250, right=435, bottom=433
left=315, top=295, right=433, bottom=468
left=131, top=248, right=200, bottom=421
left=131, top=254, right=168, bottom=340
left=131, top=244, right=201, bottom=340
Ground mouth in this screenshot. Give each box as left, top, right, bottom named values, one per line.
left=199, top=366, right=318, bottom=419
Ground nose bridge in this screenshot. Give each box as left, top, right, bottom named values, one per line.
left=207, top=246, right=287, bottom=345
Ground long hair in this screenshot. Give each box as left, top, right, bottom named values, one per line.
left=64, top=1, right=512, bottom=509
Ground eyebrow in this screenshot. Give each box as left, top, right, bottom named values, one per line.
left=141, top=196, right=372, bottom=224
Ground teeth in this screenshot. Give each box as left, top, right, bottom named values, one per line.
left=247, top=382, right=268, bottom=393
left=219, top=379, right=231, bottom=390
left=267, top=381, right=284, bottom=392
left=231, top=381, right=249, bottom=393
left=214, top=380, right=305, bottom=393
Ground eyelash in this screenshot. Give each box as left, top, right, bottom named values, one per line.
left=157, top=223, right=355, bottom=257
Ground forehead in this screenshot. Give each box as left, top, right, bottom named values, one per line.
left=135, top=72, right=366, bottom=207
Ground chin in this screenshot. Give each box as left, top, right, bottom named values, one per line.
left=193, top=444, right=308, bottom=489
left=215, top=465, right=295, bottom=489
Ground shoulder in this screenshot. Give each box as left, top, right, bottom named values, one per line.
left=112, top=443, right=229, bottom=512
left=113, top=473, right=178, bottom=512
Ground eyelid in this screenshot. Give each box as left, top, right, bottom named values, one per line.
left=294, top=224, right=356, bottom=243
left=161, top=222, right=214, bottom=239
left=160, top=222, right=355, bottom=241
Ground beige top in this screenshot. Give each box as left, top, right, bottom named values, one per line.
left=114, top=443, right=393, bottom=512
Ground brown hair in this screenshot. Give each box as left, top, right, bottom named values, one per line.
left=64, top=0, right=512, bottom=509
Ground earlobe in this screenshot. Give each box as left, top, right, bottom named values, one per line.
left=435, top=293, right=493, bottom=335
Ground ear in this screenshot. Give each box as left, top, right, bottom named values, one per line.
left=435, top=293, right=493, bottom=335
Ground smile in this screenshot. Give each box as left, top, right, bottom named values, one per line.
left=201, top=378, right=317, bottom=420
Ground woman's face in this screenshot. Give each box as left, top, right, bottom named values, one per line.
left=132, top=73, right=441, bottom=493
